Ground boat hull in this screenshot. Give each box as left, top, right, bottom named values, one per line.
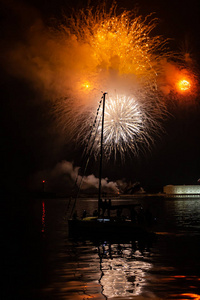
left=68, top=218, right=153, bottom=240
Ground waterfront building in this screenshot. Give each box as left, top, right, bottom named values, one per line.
left=163, top=185, right=200, bottom=196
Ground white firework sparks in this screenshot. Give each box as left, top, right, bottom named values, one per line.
left=105, top=95, right=142, bottom=137
left=104, top=95, right=143, bottom=154
left=80, top=94, right=162, bottom=160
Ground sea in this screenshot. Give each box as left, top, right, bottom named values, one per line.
left=2, top=195, right=200, bottom=300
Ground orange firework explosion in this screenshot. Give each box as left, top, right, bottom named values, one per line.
left=160, top=61, right=198, bottom=102
left=174, top=69, right=198, bottom=100
left=177, top=78, right=191, bottom=92
left=66, top=4, right=170, bottom=93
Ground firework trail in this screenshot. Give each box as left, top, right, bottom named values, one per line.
left=53, top=4, right=171, bottom=159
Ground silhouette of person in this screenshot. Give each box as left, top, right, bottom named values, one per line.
left=131, top=207, right=137, bottom=223
left=72, top=210, right=77, bottom=220
left=82, top=210, right=87, bottom=219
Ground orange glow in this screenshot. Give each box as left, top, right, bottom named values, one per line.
left=180, top=294, right=200, bottom=300
left=69, top=6, right=169, bottom=92
left=160, top=63, right=198, bottom=101
left=177, top=78, right=191, bottom=92
left=81, top=81, right=92, bottom=90
left=161, top=277, right=176, bottom=281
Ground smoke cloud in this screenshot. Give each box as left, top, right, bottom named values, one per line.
left=1, top=6, right=70, bottom=99
left=1, top=2, right=131, bottom=103
left=30, top=160, right=119, bottom=195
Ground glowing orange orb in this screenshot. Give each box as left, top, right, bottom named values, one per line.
left=81, top=81, right=91, bottom=90
left=177, top=79, right=191, bottom=92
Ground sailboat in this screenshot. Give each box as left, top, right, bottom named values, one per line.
left=68, top=93, right=155, bottom=240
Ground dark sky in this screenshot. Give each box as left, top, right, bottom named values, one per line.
left=1, top=0, right=200, bottom=194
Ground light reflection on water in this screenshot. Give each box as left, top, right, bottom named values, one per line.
left=166, top=198, right=200, bottom=229
left=4, top=196, right=200, bottom=299
left=40, top=239, right=153, bottom=299
left=36, top=198, right=155, bottom=299
left=37, top=197, right=200, bottom=299
left=41, top=200, right=45, bottom=233
left=99, top=242, right=152, bottom=298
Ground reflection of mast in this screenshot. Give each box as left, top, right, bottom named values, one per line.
left=98, top=92, right=107, bottom=217
left=98, top=244, right=108, bottom=300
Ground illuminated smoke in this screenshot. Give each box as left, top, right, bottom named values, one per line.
left=52, top=5, right=170, bottom=158
left=66, top=5, right=169, bottom=90
left=159, top=35, right=199, bottom=104
left=159, top=62, right=199, bottom=104
left=29, top=160, right=119, bottom=194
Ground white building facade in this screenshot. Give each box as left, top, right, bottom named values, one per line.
left=163, top=185, right=200, bottom=196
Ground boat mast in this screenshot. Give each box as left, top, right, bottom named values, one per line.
left=98, top=92, right=107, bottom=216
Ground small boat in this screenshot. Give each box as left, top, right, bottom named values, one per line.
left=68, top=206, right=154, bottom=240
left=68, top=93, right=155, bottom=240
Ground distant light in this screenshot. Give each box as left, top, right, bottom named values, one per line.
left=42, top=180, right=46, bottom=183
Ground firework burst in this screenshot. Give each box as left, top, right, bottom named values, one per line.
left=81, top=94, right=163, bottom=160
left=160, top=61, right=199, bottom=105
left=53, top=4, right=171, bottom=159
left=65, top=4, right=169, bottom=94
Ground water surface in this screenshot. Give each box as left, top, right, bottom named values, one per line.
left=3, top=196, right=200, bottom=299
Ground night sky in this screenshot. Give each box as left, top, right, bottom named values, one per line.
left=1, top=0, right=200, bottom=194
